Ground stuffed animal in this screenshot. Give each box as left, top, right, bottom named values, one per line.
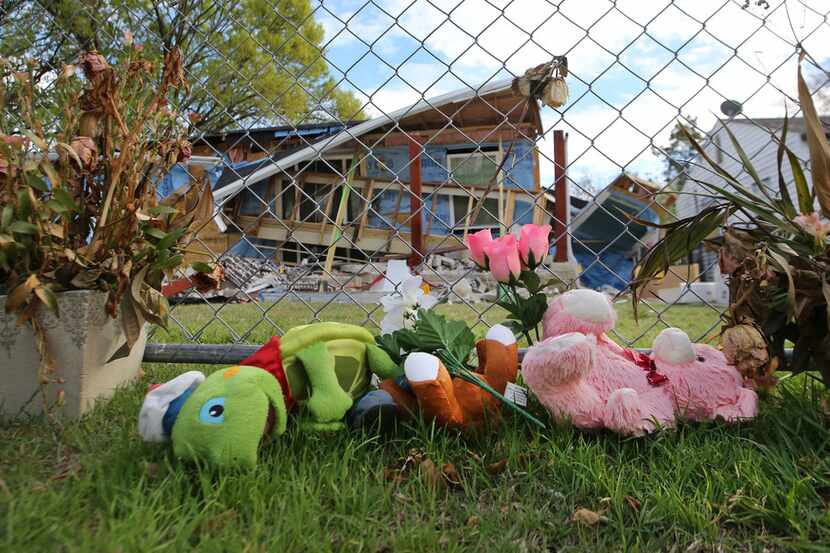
left=138, top=322, right=400, bottom=467
left=651, top=328, right=757, bottom=421
left=365, top=324, right=520, bottom=428
left=521, top=289, right=757, bottom=436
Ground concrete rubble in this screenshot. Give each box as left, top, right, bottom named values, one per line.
left=174, top=252, right=581, bottom=304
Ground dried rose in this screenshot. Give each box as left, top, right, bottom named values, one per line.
left=719, top=248, right=741, bottom=275
left=60, top=64, right=76, bottom=80
left=70, top=136, right=98, bottom=171
left=188, top=112, right=202, bottom=124
left=176, top=140, right=192, bottom=163
left=80, top=52, right=108, bottom=77
left=721, top=324, right=769, bottom=380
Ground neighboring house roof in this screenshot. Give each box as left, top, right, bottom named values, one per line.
left=211, top=76, right=520, bottom=206
left=199, top=121, right=361, bottom=141
left=212, top=145, right=307, bottom=190
left=715, top=116, right=830, bottom=133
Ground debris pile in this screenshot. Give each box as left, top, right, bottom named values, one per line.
left=171, top=251, right=578, bottom=304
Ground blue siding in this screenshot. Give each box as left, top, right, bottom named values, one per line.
left=365, top=140, right=536, bottom=190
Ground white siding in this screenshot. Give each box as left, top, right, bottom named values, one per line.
left=677, top=120, right=813, bottom=221
left=674, top=119, right=813, bottom=282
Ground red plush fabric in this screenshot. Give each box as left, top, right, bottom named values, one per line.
left=240, top=336, right=296, bottom=410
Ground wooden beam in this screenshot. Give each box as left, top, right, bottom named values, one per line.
left=318, top=184, right=335, bottom=241
left=462, top=194, right=474, bottom=242
left=356, top=179, right=374, bottom=242
left=408, top=139, right=424, bottom=267
left=553, top=130, right=570, bottom=262
left=363, top=124, right=538, bottom=148
left=504, top=190, right=515, bottom=228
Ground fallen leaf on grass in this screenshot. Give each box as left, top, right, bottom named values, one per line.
left=144, top=462, right=160, bottom=479
left=466, top=515, right=480, bottom=528
left=420, top=459, right=445, bottom=489
left=200, top=510, right=237, bottom=534
left=624, top=495, right=641, bottom=512
left=571, top=508, right=607, bottom=526
left=50, top=457, right=81, bottom=481
left=442, top=463, right=462, bottom=489
left=394, top=492, right=411, bottom=503
left=486, top=459, right=508, bottom=475
left=383, top=466, right=406, bottom=484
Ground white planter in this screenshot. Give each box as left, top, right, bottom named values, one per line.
left=0, top=290, right=146, bottom=418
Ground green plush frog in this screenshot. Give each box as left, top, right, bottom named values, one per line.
left=138, top=323, right=400, bottom=468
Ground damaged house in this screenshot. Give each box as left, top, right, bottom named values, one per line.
left=186, top=77, right=550, bottom=268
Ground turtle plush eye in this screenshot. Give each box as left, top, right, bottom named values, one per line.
left=199, top=397, right=226, bottom=424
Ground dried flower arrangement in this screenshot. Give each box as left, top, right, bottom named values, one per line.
left=631, top=51, right=830, bottom=389
left=0, top=44, right=213, bottom=377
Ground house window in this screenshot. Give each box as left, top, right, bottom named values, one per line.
left=452, top=196, right=499, bottom=229
left=446, top=150, right=500, bottom=187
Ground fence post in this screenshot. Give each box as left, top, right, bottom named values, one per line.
left=408, top=138, right=424, bottom=267
left=553, top=130, right=570, bottom=262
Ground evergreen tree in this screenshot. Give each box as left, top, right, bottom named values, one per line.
left=652, top=115, right=703, bottom=191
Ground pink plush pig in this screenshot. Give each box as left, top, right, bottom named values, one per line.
left=522, top=289, right=676, bottom=436
left=651, top=328, right=757, bottom=422
left=522, top=289, right=757, bottom=436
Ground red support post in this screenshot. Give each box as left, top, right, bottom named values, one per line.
left=552, top=130, right=570, bottom=262
left=408, top=139, right=424, bottom=267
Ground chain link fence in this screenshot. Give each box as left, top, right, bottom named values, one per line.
left=3, top=0, right=829, bottom=358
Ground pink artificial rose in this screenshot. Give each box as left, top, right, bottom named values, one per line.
left=518, top=224, right=551, bottom=268
left=485, top=234, right=521, bottom=283
left=466, top=229, right=493, bottom=267
left=794, top=212, right=830, bottom=241
left=71, top=136, right=98, bottom=171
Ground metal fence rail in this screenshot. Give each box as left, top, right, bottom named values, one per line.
left=2, top=0, right=828, bottom=358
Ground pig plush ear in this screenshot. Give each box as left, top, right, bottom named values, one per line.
left=138, top=371, right=205, bottom=442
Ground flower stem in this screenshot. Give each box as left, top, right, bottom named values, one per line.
left=439, top=348, right=546, bottom=429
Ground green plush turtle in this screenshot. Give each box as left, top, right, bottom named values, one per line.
left=138, top=323, right=401, bottom=468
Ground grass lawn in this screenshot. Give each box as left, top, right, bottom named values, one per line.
left=2, top=301, right=830, bottom=552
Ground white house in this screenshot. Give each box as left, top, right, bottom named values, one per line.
left=676, top=116, right=825, bottom=282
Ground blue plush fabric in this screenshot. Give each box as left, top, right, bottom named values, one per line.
left=162, top=386, right=196, bottom=437
left=346, top=389, right=399, bottom=430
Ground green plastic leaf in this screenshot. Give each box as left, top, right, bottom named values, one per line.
left=775, top=113, right=797, bottom=219
left=157, top=228, right=185, bottom=251
left=519, top=270, right=541, bottom=293
left=25, top=173, right=49, bottom=192
left=46, top=199, right=70, bottom=214
left=52, top=188, right=79, bottom=212
left=375, top=333, right=403, bottom=365
left=8, top=221, right=38, bottom=235
left=786, top=149, right=813, bottom=215
left=191, top=261, right=213, bottom=273
left=2, top=206, right=13, bottom=229
left=15, top=189, right=32, bottom=218
left=143, top=226, right=166, bottom=240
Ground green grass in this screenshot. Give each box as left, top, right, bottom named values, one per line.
left=2, top=302, right=830, bottom=552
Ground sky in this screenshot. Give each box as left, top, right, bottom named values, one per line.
left=311, top=0, right=830, bottom=193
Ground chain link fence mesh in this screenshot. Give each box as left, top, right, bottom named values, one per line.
left=3, top=0, right=829, bottom=355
